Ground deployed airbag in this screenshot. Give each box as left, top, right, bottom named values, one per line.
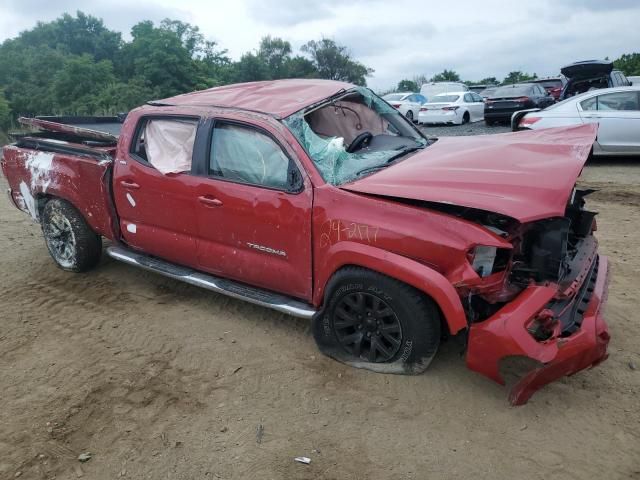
left=145, top=119, right=197, bottom=174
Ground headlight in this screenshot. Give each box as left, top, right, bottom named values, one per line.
left=468, top=246, right=511, bottom=278
left=471, top=246, right=497, bottom=277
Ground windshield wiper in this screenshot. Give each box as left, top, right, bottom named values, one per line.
left=355, top=144, right=425, bottom=177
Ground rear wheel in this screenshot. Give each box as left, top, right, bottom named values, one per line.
left=313, top=267, right=441, bottom=374
left=406, top=110, right=414, bottom=122
left=462, top=111, right=470, bottom=124
left=41, top=198, right=102, bottom=272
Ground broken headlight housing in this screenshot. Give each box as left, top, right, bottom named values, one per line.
left=468, top=246, right=511, bottom=278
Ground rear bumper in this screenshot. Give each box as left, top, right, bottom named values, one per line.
left=484, top=110, right=518, bottom=121
left=418, top=110, right=460, bottom=124
left=466, top=255, right=610, bottom=405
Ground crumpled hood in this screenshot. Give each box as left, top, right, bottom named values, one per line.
left=341, top=124, right=598, bottom=223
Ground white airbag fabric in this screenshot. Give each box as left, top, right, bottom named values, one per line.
left=145, top=119, right=197, bottom=174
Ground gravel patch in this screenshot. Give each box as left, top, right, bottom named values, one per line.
left=418, top=121, right=511, bottom=137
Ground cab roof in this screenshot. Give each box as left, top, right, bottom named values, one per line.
left=152, top=79, right=354, bottom=119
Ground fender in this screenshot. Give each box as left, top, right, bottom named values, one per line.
left=314, top=241, right=468, bottom=335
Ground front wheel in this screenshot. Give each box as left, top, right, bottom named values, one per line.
left=313, top=267, right=441, bottom=374
left=41, top=198, right=102, bottom=272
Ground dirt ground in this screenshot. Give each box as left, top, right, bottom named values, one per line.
left=1, top=155, right=639, bottom=480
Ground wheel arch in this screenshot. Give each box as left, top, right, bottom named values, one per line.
left=314, top=243, right=468, bottom=335
left=32, top=185, right=113, bottom=239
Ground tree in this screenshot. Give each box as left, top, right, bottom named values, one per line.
left=502, top=71, right=537, bottom=84
left=285, top=56, right=317, bottom=78
left=397, top=79, right=418, bottom=92
left=301, top=38, right=373, bottom=86
left=17, top=11, right=122, bottom=61
left=51, top=54, right=117, bottom=114
left=430, top=69, right=460, bottom=82
left=0, top=89, right=10, bottom=130
left=614, top=53, right=640, bottom=76
left=116, top=20, right=201, bottom=98
left=258, top=36, right=292, bottom=79
left=479, top=77, right=498, bottom=85
left=233, top=52, right=270, bottom=83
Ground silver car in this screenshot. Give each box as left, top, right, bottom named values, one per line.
left=512, top=86, right=640, bottom=156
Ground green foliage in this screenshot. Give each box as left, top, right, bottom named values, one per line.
left=0, top=89, right=10, bottom=130
left=0, top=12, right=376, bottom=119
left=430, top=69, right=460, bottom=82
left=614, top=53, right=640, bottom=76
left=301, top=38, right=373, bottom=86
left=502, top=71, right=537, bottom=84
left=51, top=55, right=117, bottom=114
left=397, top=79, right=418, bottom=92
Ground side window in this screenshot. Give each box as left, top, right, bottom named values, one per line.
left=210, top=123, right=296, bottom=190
left=596, top=91, right=639, bottom=111
left=580, top=96, right=598, bottom=111
left=472, top=93, right=483, bottom=102
left=463, top=93, right=474, bottom=103
left=130, top=117, right=198, bottom=174
left=611, top=73, right=619, bottom=86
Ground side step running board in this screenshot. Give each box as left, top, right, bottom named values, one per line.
left=106, top=246, right=317, bottom=319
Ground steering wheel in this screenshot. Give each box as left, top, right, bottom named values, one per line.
left=347, top=131, right=373, bottom=153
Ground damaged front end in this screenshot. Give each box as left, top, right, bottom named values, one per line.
left=464, top=189, right=610, bottom=405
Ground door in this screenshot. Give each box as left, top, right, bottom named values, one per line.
left=470, top=92, right=485, bottom=120
left=193, top=119, right=313, bottom=300
left=113, top=115, right=203, bottom=267
left=579, top=91, right=640, bottom=154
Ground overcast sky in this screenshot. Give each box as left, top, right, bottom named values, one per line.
left=1, top=0, right=639, bottom=91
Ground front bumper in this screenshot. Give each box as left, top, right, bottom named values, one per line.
left=466, top=255, right=610, bottom=405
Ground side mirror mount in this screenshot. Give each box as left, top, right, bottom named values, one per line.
left=287, top=167, right=304, bottom=193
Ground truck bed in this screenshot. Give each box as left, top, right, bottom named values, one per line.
left=1, top=117, right=118, bottom=240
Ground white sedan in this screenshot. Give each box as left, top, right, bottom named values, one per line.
left=513, top=86, right=640, bottom=156
left=417, top=91, right=485, bottom=125
left=382, top=92, right=426, bottom=122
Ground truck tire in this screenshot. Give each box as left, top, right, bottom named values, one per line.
left=41, top=198, right=102, bottom=272
left=313, top=267, right=441, bottom=374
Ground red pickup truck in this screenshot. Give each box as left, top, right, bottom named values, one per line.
left=1, top=79, right=610, bottom=404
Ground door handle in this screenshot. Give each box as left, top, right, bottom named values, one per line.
left=198, top=195, right=223, bottom=207
left=120, top=180, right=140, bottom=190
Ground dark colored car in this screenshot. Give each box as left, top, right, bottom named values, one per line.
left=484, top=83, right=555, bottom=124
left=532, top=77, right=566, bottom=101
left=478, top=87, right=498, bottom=99
left=560, top=60, right=631, bottom=100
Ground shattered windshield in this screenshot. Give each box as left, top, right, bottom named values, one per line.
left=283, top=87, right=428, bottom=185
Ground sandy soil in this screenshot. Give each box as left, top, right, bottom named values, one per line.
left=1, top=158, right=639, bottom=480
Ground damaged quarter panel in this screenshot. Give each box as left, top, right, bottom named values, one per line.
left=2, top=145, right=115, bottom=238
